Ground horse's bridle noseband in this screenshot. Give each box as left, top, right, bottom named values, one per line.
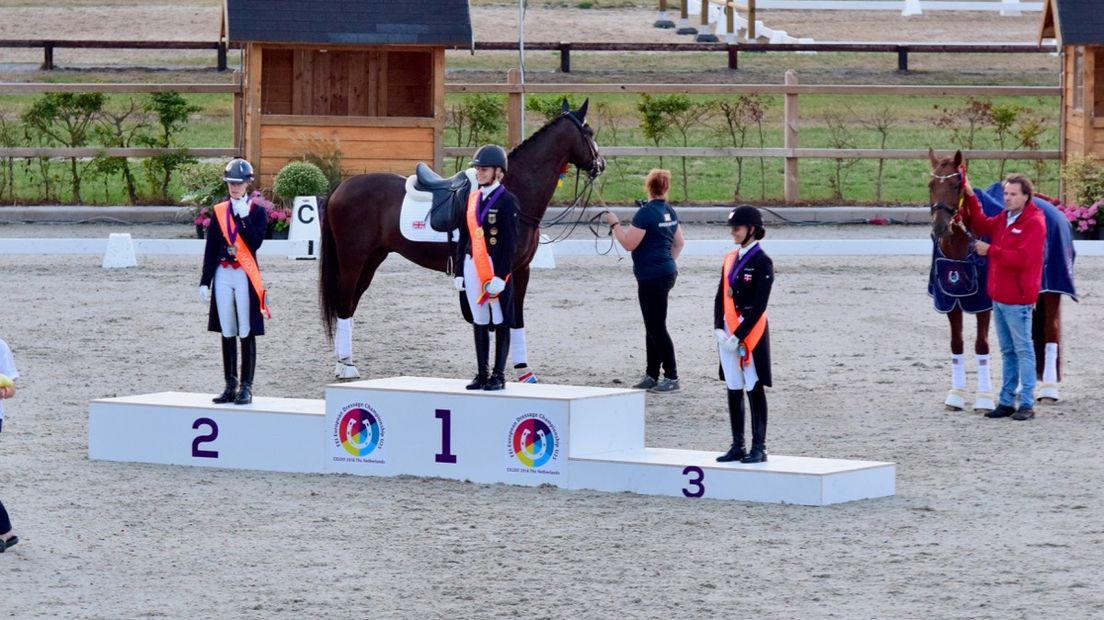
left=563, top=111, right=604, bottom=179
left=929, top=170, right=962, bottom=217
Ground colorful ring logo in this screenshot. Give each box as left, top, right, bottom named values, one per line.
left=511, top=417, right=555, bottom=468
left=338, top=408, right=381, bottom=457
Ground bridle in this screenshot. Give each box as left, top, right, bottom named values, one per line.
left=520, top=112, right=605, bottom=244
left=929, top=169, right=971, bottom=240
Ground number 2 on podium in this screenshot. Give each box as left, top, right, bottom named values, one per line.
left=192, top=417, right=219, bottom=459
left=435, top=409, right=457, bottom=463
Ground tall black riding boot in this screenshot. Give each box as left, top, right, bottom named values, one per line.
left=716, top=389, right=747, bottom=462
left=484, top=324, right=511, bottom=391
left=466, top=325, right=490, bottom=390
left=741, top=383, right=768, bottom=463
left=212, top=336, right=238, bottom=403
left=234, top=335, right=256, bottom=405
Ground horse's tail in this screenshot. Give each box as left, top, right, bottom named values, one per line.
left=319, top=184, right=341, bottom=343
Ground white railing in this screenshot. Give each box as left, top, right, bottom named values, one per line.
left=755, top=0, right=1041, bottom=14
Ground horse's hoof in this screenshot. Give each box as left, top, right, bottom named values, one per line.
left=1036, top=382, right=1059, bottom=403
left=973, top=392, right=995, bottom=412
left=944, top=389, right=967, bottom=411
left=335, top=361, right=361, bottom=380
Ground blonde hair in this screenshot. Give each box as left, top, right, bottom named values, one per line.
left=644, top=169, right=671, bottom=199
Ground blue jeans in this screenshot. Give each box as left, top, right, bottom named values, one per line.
left=993, top=301, right=1035, bottom=409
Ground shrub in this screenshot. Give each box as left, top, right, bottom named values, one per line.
left=272, top=161, right=329, bottom=206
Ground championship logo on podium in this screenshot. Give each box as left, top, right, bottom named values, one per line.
left=506, top=413, right=561, bottom=475
left=333, top=402, right=386, bottom=465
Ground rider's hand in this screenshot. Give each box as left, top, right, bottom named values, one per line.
left=198, top=285, right=210, bottom=303
left=714, top=329, right=728, bottom=346
left=453, top=277, right=465, bottom=291
left=721, top=335, right=742, bottom=353
left=486, top=277, right=506, bottom=296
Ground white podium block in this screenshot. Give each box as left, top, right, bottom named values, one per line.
left=570, top=448, right=895, bottom=506
left=325, top=376, right=644, bottom=486
left=89, top=392, right=325, bottom=473
left=530, top=234, right=555, bottom=269
left=102, top=233, right=137, bottom=268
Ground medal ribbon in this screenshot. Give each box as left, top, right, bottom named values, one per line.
left=477, top=185, right=504, bottom=225
left=721, top=247, right=766, bottom=368
left=214, top=201, right=271, bottom=318
left=225, top=200, right=241, bottom=244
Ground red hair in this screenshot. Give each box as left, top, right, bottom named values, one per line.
left=645, top=169, right=671, bottom=199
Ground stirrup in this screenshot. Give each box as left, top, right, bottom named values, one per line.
left=944, top=388, right=967, bottom=411
left=335, top=358, right=360, bottom=380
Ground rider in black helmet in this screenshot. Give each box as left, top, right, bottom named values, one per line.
left=714, top=205, right=774, bottom=464
left=198, top=158, right=270, bottom=405
left=453, top=144, right=520, bottom=391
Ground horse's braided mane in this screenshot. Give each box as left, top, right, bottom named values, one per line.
left=508, top=114, right=568, bottom=158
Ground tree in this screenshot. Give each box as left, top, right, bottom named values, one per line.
left=20, top=92, right=106, bottom=203
left=860, top=106, right=898, bottom=203
left=714, top=95, right=769, bottom=199
left=446, top=94, right=504, bottom=169
left=93, top=99, right=148, bottom=203
left=140, top=92, right=201, bottom=200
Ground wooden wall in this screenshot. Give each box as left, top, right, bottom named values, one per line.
left=241, top=43, right=445, bottom=183
left=1063, top=45, right=1104, bottom=161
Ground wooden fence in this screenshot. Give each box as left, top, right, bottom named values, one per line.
left=444, top=71, right=1061, bottom=201
left=0, top=39, right=1055, bottom=73
left=0, top=75, right=1061, bottom=202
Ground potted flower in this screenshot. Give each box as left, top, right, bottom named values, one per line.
left=1057, top=201, right=1100, bottom=239
left=272, top=161, right=330, bottom=238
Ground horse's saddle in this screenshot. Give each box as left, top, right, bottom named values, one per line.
left=412, top=162, right=475, bottom=233
left=398, top=165, right=475, bottom=243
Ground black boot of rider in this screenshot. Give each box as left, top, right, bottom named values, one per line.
left=716, top=389, right=747, bottom=462
left=212, top=336, right=238, bottom=404
left=741, top=383, right=768, bottom=463
left=466, top=325, right=490, bottom=390
left=484, top=324, right=511, bottom=391
left=234, top=335, right=256, bottom=405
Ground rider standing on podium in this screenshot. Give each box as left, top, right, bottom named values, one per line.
left=714, top=206, right=774, bottom=464
left=453, top=144, right=520, bottom=391
left=198, top=158, right=270, bottom=405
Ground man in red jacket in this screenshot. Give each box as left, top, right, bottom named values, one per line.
left=963, top=173, right=1046, bottom=420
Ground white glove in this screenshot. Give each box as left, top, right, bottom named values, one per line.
left=486, top=277, right=506, bottom=296
left=453, top=277, right=465, bottom=291
left=199, top=285, right=210, bottom=303
left=714, top=329, right=728, bottom=346
left=232, top=201, right=250, bottom=218
left=721, top=335, right=742, bottom=353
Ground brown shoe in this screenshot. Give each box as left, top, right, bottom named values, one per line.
left=1012, top=407, right=1035, bottom=421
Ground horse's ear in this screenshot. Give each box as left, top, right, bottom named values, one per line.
left=561, top=98, right=570, bottom=114
left=576, top=98, right=589, bottom=121
left=953, top=150, right=963, bottom=169
left=927, top=147, right=938, bottom=169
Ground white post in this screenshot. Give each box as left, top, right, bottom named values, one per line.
left=999, top=0, right=1022, bottom=17
left=901, top=0, right=922, bottom=16
left=287, top=196, right=321, bottom=260
left=102, top=233, right=137, bottom=269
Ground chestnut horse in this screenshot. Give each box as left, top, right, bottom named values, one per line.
left=928, top=149, right=1077, bottom=410
left=320, top=101, right=604, bottom=379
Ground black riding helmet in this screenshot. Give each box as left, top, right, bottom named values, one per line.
left=727, top=205, right=766, bottom=240
left=224, top=158, right=255, bottom=183
left=471, top=144, right=508, bottom=173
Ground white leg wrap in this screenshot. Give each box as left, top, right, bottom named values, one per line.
left=951, top=354, right=966, bottom=390
left=335, top=317, right=353, bottom=361
left=1042, top=342, right=1058, bottom=383
left=976, top=354, right=992, bottom=393
left=511, top=328, right=528, bottom=366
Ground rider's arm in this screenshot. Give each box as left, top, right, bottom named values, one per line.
left=671, top=225, right=685, bottom=260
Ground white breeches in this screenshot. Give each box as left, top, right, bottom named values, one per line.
left=719, top=344, right=759, bottom=391
left=463, top=255, right=505, bottom=326
left=214, top=266, right=252, bottom=338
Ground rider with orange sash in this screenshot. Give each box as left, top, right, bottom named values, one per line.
left=198, top=158, right=269, bottom=405
left=714, top=205, right=774, bottom=464
left=453, top=144, right=520, bottom=391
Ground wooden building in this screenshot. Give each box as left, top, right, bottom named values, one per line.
left=225, top=0, right=472, bottom=183
left=1039, top=0, right=1104, bottom=160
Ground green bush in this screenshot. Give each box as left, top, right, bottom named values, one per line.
left=272, top=161, right=329, bottom=205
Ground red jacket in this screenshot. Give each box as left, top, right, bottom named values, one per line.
left=962, top=193, right=1046, bottom=305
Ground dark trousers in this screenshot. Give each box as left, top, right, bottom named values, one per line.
left=0, top=499, right=11, bottom=534
left=637, top=273, right=678, bottom=380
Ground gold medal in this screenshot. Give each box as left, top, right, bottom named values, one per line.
left=490, top=227, right=498, bottom=236
left=489, top=237, right=497, bottom=246
left=227, top=245, right=237, bottom=257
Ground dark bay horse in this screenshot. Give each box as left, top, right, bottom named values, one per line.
left=320, top=100, right=604, bottom=379
left=928, top=149, right=1077, bottom=410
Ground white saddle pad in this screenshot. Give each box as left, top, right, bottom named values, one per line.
left=398, top=169, right=476, bottom=243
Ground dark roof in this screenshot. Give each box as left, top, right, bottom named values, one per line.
left=1040, top=0, right=1104, bottom=46
left=225, top=0, right=472, bottom=46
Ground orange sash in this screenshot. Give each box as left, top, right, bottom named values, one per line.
left=214, top=201, right=270, bottom=319
left=465, top=191, right=508, bottom=305
left=722, top=249, right=766, bottom=367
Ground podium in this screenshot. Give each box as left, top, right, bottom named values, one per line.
left=89, top=378, right=895, bottom=505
